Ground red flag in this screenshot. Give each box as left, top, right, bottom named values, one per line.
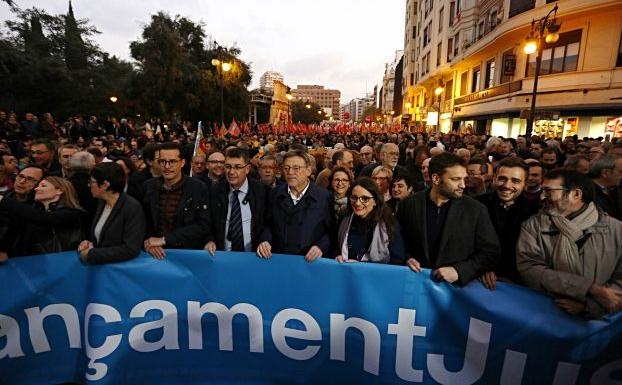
left=228, top=118, right=240, bottom=138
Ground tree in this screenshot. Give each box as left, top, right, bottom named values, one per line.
left=361, top=105, right=383, bottom=123
left=64, top=0, right=87, bottom=70
left=129, top=12, right=251, bottom=122
left=291, top=100, right=324, bottom=124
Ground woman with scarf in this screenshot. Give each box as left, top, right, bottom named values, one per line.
left=335, top=177, right=405, bottom=264
left=328, top=166, right=352, bottom=223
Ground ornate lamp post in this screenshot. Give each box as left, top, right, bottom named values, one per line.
left=434, top=81, right=445, bottom=134
left=523, top=3, right=561, bottom=138
left=211, top=42, right=232, bottom=126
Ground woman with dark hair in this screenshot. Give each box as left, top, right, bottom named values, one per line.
left=114, top=155, right=137, bottom=193
left=328, top=166, right=352, bottom=221
left=335, top=177, right=405, bottom=264
left=77, top=162, right=145, bottom=264
left=0, top=176, right=85, bottom=256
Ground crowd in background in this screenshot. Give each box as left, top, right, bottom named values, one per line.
left=1, top=110, right=621, bottom=320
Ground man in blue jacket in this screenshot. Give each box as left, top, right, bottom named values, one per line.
left=257, top=149, right=333, bottom=262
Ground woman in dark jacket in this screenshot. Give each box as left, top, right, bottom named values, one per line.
left=78, top=163, right=146, bottom=264
left=0, top=176, right=84, bottom=256
left=335, top=177, right=405, bottom=264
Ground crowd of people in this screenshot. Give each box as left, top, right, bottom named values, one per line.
left=1, top=110, right=622, bottom=320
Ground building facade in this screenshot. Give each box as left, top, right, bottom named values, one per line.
left=259, top=71, right=284, bottom=94
left=382, top=51, right=405, bottom=115
left=402, top=0, right=622, bottom=139
left=291, top=85, right=341, bottom=119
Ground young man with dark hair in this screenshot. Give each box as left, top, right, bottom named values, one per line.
left=142, top=142, right=211, bottom=259
left=397, top=152, right=500, bottom=286
left=30, top=139, right=61, bottom=176
left=517, top=169, right=622, bottom=319
left=476, top=157, right=539, bottom=288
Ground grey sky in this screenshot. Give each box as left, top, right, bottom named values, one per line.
left=1, top=0, right=405, bottom=102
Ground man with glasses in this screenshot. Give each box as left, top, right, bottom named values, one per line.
left=589, top=154, right=622, bottom=220
left=257, top=155, right=281, bottom=188
left=206, top=151, right=226, bottom=184
left=257, top=149, right=333, bottom=262
left=0, top=166, right=44, bottom=261
left=397, top=152, right=500, bottom=286
left=30, top=139, right=61, bottom=176
left=517, top=169, right=622, bottom=319
left=204, top=148, right=269, bottom=255
left=360, top=143, right=410, bottom=181
left=355, top=145, right=375, bottom=177
left=142, top=142, right=211, bottom=259
left=465, top=157, right=489, bottom=196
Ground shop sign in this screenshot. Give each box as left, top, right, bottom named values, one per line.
left=454, top=80, right=521, bottom=105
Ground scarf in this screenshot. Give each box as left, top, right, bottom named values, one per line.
left=546, top=202, right=599, bottom=275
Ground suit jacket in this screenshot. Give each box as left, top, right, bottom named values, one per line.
left=397, top=190, right=500, bottom=285
left=261, top=182, right=334, bottom=256
left=208, top=178, right=269, bottom=250
left=593, top=185, right=621, bottom=220
left=142, top=176, right=211, bottom=249
left=69, top=172, right=98, bottom=230
left=86, top=193, right=146, bottom=264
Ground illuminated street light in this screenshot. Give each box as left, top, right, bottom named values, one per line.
left=109, top=96, right=118, bottom=103
left=523, top=3, right=561, bottom=137
left=221, top=62, right=232, bottom=72
left=434, top=80, right=445, bottom=134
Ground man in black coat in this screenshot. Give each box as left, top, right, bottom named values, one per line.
left=257, top=149, right=333, bottom=261
left=204, top=147, right=269, bottom=254
left=476, top=157, right=539, bottom=287
left=128, top=143, right=159, bottom=200
left=67, top=151, right=98, bottom=230
left=397, top=152, right=500, bottom=286
left=142, top=142, right=211, bottom=258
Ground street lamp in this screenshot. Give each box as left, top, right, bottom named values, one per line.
left=109, top=96, right=118, bottom=103
left=211, top=42, right=232, bottom=126
left=523, top=3, right=561, bottom=138
left=286, top=91, right=293, bottom=124
left=434, top=81, right=445, bottom=134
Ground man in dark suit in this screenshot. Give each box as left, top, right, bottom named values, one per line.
left=204, top=147, right=269, bottom=254
left=476, top=157, right=539, bottom=288
left=590, top=154, right=622, bottom=220
left=142, top=142, right=211, bottom=259
left=397, top=152, right=500, bottom=286
left=257, top=149, right=333, bottom=262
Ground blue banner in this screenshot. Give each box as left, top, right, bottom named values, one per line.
left=1, top=251, right=621, bottom=384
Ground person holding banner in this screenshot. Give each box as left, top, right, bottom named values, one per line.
left=0, top=176, right=84, bottom=256
left=204, top=147, right=269, bottom=254
left=335, top=177, right=404, bottom=264
left=397, top=152, right=500, bottom=286
left=257, top=149, right=333, bottom=262
left=77, top=163, right=146, bottom=264
left=517, top=169, right=622, bottom=318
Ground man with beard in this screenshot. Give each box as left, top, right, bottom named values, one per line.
left=397, top=153, right=500, bottom=286
left=541, top=147, right=560, bottom=171
left=522, top=160, right=544, bottom=203
left=476, top=157, right=539, bottom=288
left=517, top=169, right=622, bottom=319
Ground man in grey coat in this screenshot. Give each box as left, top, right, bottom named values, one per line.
left=517, top=169, right=622, bottom=319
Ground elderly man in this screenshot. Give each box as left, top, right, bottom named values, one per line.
left=258, top=149, right=332, bottom=261
left=68, top=151, right=98, bottom=226
left=517, top=169, right=622, bottom=319
left=360, top=142, right=410, bottom=179
left=356, top=145, right=375, bottom=177
left=398, top=152, right=500, bottom=286
left=257, top=155, right=281, bottom=188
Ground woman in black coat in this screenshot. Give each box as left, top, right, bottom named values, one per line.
left=77, top=162, right=146, bottom=264
left=0, top=176, right=84, bottom=256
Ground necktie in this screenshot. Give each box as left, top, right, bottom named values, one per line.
left=227, top=190, right=244, bottom=251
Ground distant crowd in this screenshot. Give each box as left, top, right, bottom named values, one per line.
left=1, top=110, right=621, bottom=320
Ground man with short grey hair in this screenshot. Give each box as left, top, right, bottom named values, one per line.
left=68, top=151, right=97, bottom=225
left=590, top=154, right=622, bottom=220
left=360, top=142, right=410, bottom=179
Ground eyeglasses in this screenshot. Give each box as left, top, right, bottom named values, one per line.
left=224, top=163, right=249, bottom=171
left=540, top=188, right=568, bottom=197
left=349, top=194, right=374, bottom=204
left=333, top=178, right=350, bottom=185
left=283, top=165, right=305, bottom=174
left=157, top=159, right=181, bottom=167
left=16, top=174, right=40, bottom=183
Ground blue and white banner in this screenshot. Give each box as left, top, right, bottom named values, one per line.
left=1, top=251, right=621, bottom=384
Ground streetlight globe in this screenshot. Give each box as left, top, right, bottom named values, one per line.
left=405, top=102, right=412, bottom=109
left=545, top=32, right=559, bottom=44
left=434, top=86, right=444, bottom=96
left=524, top=40, right=538, bottom=54
left=211, top=58, right=220, bottom=66
left=222, top=62, right=232, bottom=72
left=109, top=96, right=118, bottom=103
left=305, top=103, right=311, bottom=109
left=286, top=93, right=293, bottom=100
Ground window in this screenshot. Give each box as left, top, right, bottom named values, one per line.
left=618, top=31, right=622, bottom=67
left=460, top=71, right=468, bottom=95
left=439, top=7, right=444, bottom=32
left=490, top=10, right=498, bottom=30
left=410, top=73, right=414, bottom=86
left=485, top=59, right=495, bottom=88
left=509, top=0, right=536, bottom=18
left=413, top=26, right=417, bottom=38
left=525, top=30, right=582, bottom=76
left=437, top=43, right=442, bottom=66
left=423, top=26, right=429, bottom=47
left=453, top=32, right=460, bottom=56
left=472, top=66, right=481, bottom=92
left=449, top=2, right=456, bottom=25
left=447, top=38, right=453, bottom=61
left=445, top=79, right=453, bottom=99
left=478, top=21, right=484, bottom=39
